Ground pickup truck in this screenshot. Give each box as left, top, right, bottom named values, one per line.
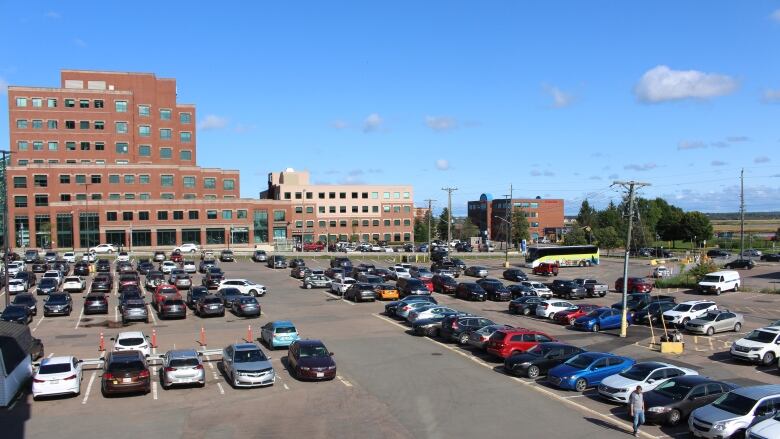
left=611, top=293, right=675, bottom=312
left=549, top=279, right=587, bottom=300
left=573, top=278, right=608, bottom=298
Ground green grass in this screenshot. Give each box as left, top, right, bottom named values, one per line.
left=654, top=274, right=699, bottom=289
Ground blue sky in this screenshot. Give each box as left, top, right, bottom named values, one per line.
left=2, top=1, right=780, bottom=215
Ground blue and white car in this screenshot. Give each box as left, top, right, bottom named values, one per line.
left=548, top=352, right=635, bottom=392
left=598, top=361, right=698, bottom=403
left=260, top=320, right=300, bottom=350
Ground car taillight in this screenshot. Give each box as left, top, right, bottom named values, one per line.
left=452, top=321, right=459, bottom=329
left=103, top=373, right=113, bottom=380
left=164, top=367, right=176, bottom=372
left=138, top=370, right=150, bottom=378
left=63, top=374, right=77, bottom=380
left=195, top=364, right=204, bottom=370
left=33, top=378, right=45, bottom=383
left=541, top=304, right=548, bottom=308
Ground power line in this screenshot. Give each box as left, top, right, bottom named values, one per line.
left=423, top=199, right=436, bottom=249
left=441, top=187, right=458, bottom=244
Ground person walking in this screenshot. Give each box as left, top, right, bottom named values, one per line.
left=628, top=385, right=645, bottom=436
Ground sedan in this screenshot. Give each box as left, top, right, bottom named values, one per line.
left=504, top=342, right=585, bottom=379
left=535, top=300, right=576, bottom=319
left=502, top=268, right=528, bottom=282
left=217, top=287, right=244, bottom=308
left=32, top=356, right=83, bottom=400
left=464, top=266, right=488, bottom=278
left=760, top=253, right=780, bottom=262
left=553, top=304, right=601, bottom=326
left=344, top=283, right=377, bottom=303
left=12, top=293, right=38, bottom=316
left=195, top=295, right=225, bottom=317
left=160, top=349, right=205, bottom=389
left=724, top=259, right=755, bottom=270
left=548, top=352, right=636, bottom=392
left=287, top=339, right=336, bottom=381
left=598, top=361, right=698, bottom=403
left=684, top=310, right=743, bottom=336
left=43, top=293, right=73, bottom=317
left=508, top=296, right=543, bottom=316
left=407, top=305, right=458, bottom=324
left=231, top=296, right=261, bottom=317
left=36, top=277, right=59, bottom=296
left=432, top=274, right=458, bottom=294
left=1, top=304, right=33, bottom=324
left=454, top=283, right=487, bottom=301
left=644, top=376, right=736, bottom=426
left=572, top=307, right=627, bottom=332
left=467, top=324, right=514, bottom=350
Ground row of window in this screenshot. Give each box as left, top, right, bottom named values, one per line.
left=284, top=190, right=411, bottom=200
left=14, top=97, right=192, bottom=123
left=294, top=219, right=412, bottom=228
left=16, top=140, right=192, bottom=159
left=106, top=209, right=249, bottom=222
left=14, top=119, right=192, bottom=141
left=13, top=193, right=239, bottom=206
left=13, top=174, right=234, bottom=190
left=292, top=204, right=412, bottom=214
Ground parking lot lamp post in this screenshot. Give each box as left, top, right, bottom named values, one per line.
left=1, top=150, right=10, bottom=306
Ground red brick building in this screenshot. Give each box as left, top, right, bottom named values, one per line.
left=5, top=70, right=413, bottom=250
left=467, top=194, right=564, bottom=243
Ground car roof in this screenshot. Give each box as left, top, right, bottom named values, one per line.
left=705, top=271, right=739, bottom=276
left=233, top=343, right=261, bottom=351
left=271, top=320, right=295, bottom=327
left=109, top=350, right=144, bottom=359
left=732, top=384, right=780, bottom=399
left=117, top=331, right=145, bottom=338
left=678, top=300, right=715, bottom=305
left=756, top=326, right=780, bottom=333
left=166, top=349, right=198, bottom=358
left=295, top=339, right=325, bottom=347
left=40, top=356, right=75, bottom=366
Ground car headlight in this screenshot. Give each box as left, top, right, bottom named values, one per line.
left=559, top=376, right=571, bottom=381
left=520, top=362, right=532, bottom=366
left=648, top=406, right=670, bottom=413
left=713, top=421, right=727, bottom=431
left=750, top=347, right=763, bottom=352
left=300, top=367, right=311, bottom=371
left=327, top=366, right=336, bottom=370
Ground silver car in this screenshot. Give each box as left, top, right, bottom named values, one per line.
left=160, top=349, right=205, bottom=388
left=121, top=299, right=149, bottom=324
left=685, top=310, right=744, bottom=336
left=222, top=343, right=275, bottom=388
left=302, top=275, right=331, bottom=289
left=689, top=384, right=780, bottom=438
left=467, top=324, right=513, bottom=350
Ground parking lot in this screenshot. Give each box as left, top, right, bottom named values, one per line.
left=2, top=253, right=780, bottom=439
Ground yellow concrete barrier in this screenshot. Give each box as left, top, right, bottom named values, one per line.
left=660, top=342, right=684, bottom=354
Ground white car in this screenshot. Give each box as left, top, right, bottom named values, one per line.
left=8, top=278, right=28, bottom=294
left=519, top=281, right=552, bottom=298
left=183, top=260, right=197, bottom=273
left=112, top=331, right=151, bottom=357
left=730, top=326, right=780, bottom=366
left=598, top=361, right=698, bottom=403
left=32, top=356, right=83, bottom=400
left=218, top=279, right=267, bottom=297
left=7, top=261, right=24, bottom=277
left=535, top=299, right=576, bottom=319
left=389, top=266, right=412, bottom=280
left=330, top=277, right=357, bottom=294
left=62, top=252, right=76, bottom=263
left=175, top=243, right=200, bottom=253
left=62, top=276, right=86, bottom=293
left=89, top=244, right=117, bottom=254
left=407, top=305, right=458, bottom=324
left=81, top=252, right=97, bottom=263
left=747, top=416, right=780, bottom=439
left=160, top=261, right=178, bottom=274
left=662, top=300, right=717, bottom=326
left=42, top=270, right=63, bottom=286
left=116, top=251, right=130, bottom=262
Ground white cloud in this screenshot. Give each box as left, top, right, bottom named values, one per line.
left=624, top=163, right=657, bottom=171
left=0, top=76, right=8, bottom=95
left=634, top=65, right=737, bottom=103
left=726, top=136, right=749, bottom=143
left=754, top=156, right=771, bottom=164
left=544, top=85, right=574, bottom=108
left=331, top=120, right=348, bottom=129
left=363, top=113, right=383, bottom=132
left=45, top=11, right=61, bottom=19
left=73, top=38, right=87, bottom=47
left=678, top=140, right=707, bottom=150
left=771, top=9, right=780, bottom=22
left=425, top=116, right=458, bottom=132
left=198, top=114, right=228, bottom=131
left=347, top=169, right=364, bottom=177
left=435, top=159, right=450, bottom=171
left=711, top=160, right=727, bottom=166
left=762, top=89, right=780, bottom=103
left=663, top=185, right=780, bottom=212
left=710, top=141, right=729, bottom=148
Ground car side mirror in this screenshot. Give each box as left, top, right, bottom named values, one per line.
left=647, top=379, right=655, bottom=384
left=330, top=352, right=335, bottom=356
left=110, top=337, right=116, bottom=341
left=77, top=359, right=84, bottom=364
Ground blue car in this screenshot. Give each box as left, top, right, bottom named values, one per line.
left=260, top=320, right=300, bottom=349
left=572, top=307, right=630, bottom=332
left=547, top=352, right=635, bottom=392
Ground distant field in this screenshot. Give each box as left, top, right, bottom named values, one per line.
left=712, top=219, right=779, bottom=234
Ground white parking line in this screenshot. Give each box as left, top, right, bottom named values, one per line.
left=81, top=370, right=97, bottom=404
left=322, top=290, right=356, bottom=305
left=152, top=381, right=158, bottom=400
left=216, top=382, right=225, bottom=394
left=283, top=383, right=290, bottom=390
left=31, top=315, right=45, bottom=332
left=148, top=304, right=157, bottom=325
left=74, top=307, right=84, bottom=329
left=336, top=375, right=353, bottom=387
left=114, top=306, right=119, bottom=323
left=47, top=352, right=54, bottom=358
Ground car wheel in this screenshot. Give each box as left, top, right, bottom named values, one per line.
left=568, top=317, right=576, bottom=326
left=761, top=351, right=775, bottom=366
left=574, top=378, right=588, bottom=392
left=715, top=288, right=721, bottom=296
left=681, top=318, right=690, bottom=326
left=706, top=326, right=715, bottom=336
left=459, top=333, right=469, bottom=345
left=591, top=324, right=600, bottom=332
left=249, top=290, right=257, bottom=297
left=666, top=408, right=682, bottom=426
left=305, top=283, right=312, bottom=289
left=523, top=308, right=531, bottom=316
left=527, top=365, right=540, bottom=379
left=734, top=322, right=742, bottom=332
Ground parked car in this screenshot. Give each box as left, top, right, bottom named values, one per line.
left=464, top=266, right=488, bottom=278
left=396, top=300, right=439, bottom=320
left=662, top=300, right=717, bottom=327
left=89, top=243, right=117, bottom=254
left=31, top=260, right=50, bottom=273
left=0, top=304, right=32, bottom=324
left=12, top=293, right=38, bottom=316
left=532, top=262, right=559, bottom=277
left=397, top=278, right=431, bottom=297
left=384, top=295, right=437, bottom=317
left=302, top=274, right=331, bottom=289
left=145, top=271, right=165, bottom=290
left=42, top=293, right=73, bottom=317
left=182, top=260, right=197, bottom=274
left=72, top=261, right=89, bottom=277
left=286, top=339, right=336, bottom=381
left=221, top=343, right=275, bottom=387
left=572, top=307, right=629, bottom=332
left=707, top=249, right=731, bottom=258
left=160, top=349, right=205, bottom=389
left=553, top=303, right=601, bottom=326
left=231, top=296, right=262, bottom=317
left=689, top=384, right=780, bottom=439
left=550, top=279, right=587, bottom=300
left=111, top=331, right=151, bottom=357
left=267, top=255, right=288, bottom=269
left=158, top=298, right=187, bottom=319
left=170, top=271, right=192, bottom=290
left=251, top=250, right=268, bottom=262
left=260, top=320, right=299, bottom=349
left=195, top=295, right=225, bottom=317
left=344, top=283, right=377, bottom=303
left=502, top=268, right=528, bottom=282
left=508, top=296, right=543, bottom=316
left=747, top=415, right=780, bottom=438
left=730, top=326, right=780, bottom=365
left=218, top=279, right=267, bottom=297
left=598, top=361, right=698, bottom=403
left=486, top=328, right=556, bottom=359
left=101, top=350, right=151, bottom=396
left=120, top=299, right=149, bottom=324
left=388, top=266, right=411, bottom=280
left=643, top=376, right=737, bottom=426
left=159, top=261, right=178, bottom=274
left=439, top=315, right=494, bottom=345
left=572, top=278, right=608, bottom=297
left=83, top=292, right=109, bottom=315
left=547, top=352, right=635, bottom=392
left=612, top=293, right=675, bottom=313
left=652, top=266, right=672, bottom=278
left=24, top=249, right=40, bottom=263
left=153, top=251, right=166, bottom=263
left=202, top=269, right=225, bottom=289
left=8, top=278, right=28, bottom=295
left=455, top=282, right=487, bottom=301
left=372, top=284, right=399, bottom=301
left=685, top=310, right=744, bottom=336
left=32, top=355, right=83, bottom=400
left=219, top=250, right=235, bottom=262
left=431, top=274, right=458, bottom=294
left=330, top=277, right=357, bottom=295
left=503, top=342, right=585, bottom=379
left=152, top=284, right=180, bottom=310
left=760, top=253, right=780, bottom=262
left=174, top=243, right=200, bottom=253
left=35, top=277, right=59, bottom=296
left=467, top=324, right=514, bottom=351
left=170, top=251, right=182, bottom=265
left=302, top=242, right=325, bottom=252
left=519, top=281, right=553, bottom=298
left=535, top=299, right=577, bottom=319
left=724, top=259, right=756, bottom=270
left=632, top=301, right=677, bottom=325
left=216, top=287, right=244, bottom=308
left=186, top=286, right=210, bottom=309
left=614, top=277, right=654, bottom=293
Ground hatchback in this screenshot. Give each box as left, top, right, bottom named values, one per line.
left=287, top=339, right=336, bottom=381
left=195, top=295, right=225, bottom=317
left=535, top=300, right=576, bottom=319
left=101, top=350, right=151, bottom=396
left=160, top=349, right=205, bottom=389
left=32, top=356, right=83, bottom=399
left=112, top=331, right=151, bottom=357
left=486, top=329, right=556, bottom=359
left=504, top=342, right=585, bottom=379
left=260, top=320, right=299, bottom=349
left=231, top=296, right=261, bottom=317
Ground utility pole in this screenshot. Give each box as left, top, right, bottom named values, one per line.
left=423, top=199, right=435, bottom=251
left=502, top=184, right=513, bottom=267
left=2, top=150, right=10, bottom=306
left=739, top=169, right=745, bottom=258
left=612, top=180, right=651, bottom=338
left=441, top=187, right=457, bottom=245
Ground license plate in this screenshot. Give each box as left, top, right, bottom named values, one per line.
left=49, top=380, right=59, bottom=384
left=122, top=378, right=131, bottom=383
left=316, top=372, right=324, bottom=378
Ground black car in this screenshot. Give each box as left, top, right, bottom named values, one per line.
left=24, top=249, right=40, bottom=263
left=455, top=242, right=473, bottom=252
left=724, top=259, right=755, bottom=270
left=267, top=255, right=288, bottom=269
left=439, top=315, right=494, bottom=345
left=503, top=342, right=585, bottom=378
left=186, top=286, right=210, bottom=309
left=384, top=295, right=438, bottom=317
left=633, top=301, right=677, bottom=325
left=412, top=315, right=454, bottom=337
left=1, top=304, right=32, bottom=324
left=330, top=257, right=352, bottom=269
left=373, top=268, right=393, bottom=281
left=51, top=261, right=70, bottom=276
left=398, top=278, right=430, bottom=297
left=707, top=249, right=731, bottom=258
left=643, top=376, right=737, bottom=426
left=454, top=283, right=487, bottom=301
left=219, top=250, right=235, bottom=262
left=31, top=260, right=49, bottom=273
left=195, top=295, right=225, bottom=317
left=550, top=280, right=587, bottom=300
left=476, top=278, right=511, bottom=301
left=288, top=258, right=305, bottom=269
left=35, top=277, right=59, bottom=296
left=503, top=268, right=528, bottom=282
left=217, top=287, right=243, bottom=307
left=507, top=284, right=536, bottom=299
left=73, top=261, right=90, bottom=276
left=95, top=259, right=111, bottom=273
left=43, top=293, right=73, bottom=316
left=355, top=263, right=375, bottom=274
left=508, top=296, right=543, bottom=315
left=137, top=260, right=154, bottom=275
left=12, top=293, right=38, bottom=316
left=431, top=274, right=458, bottom=294
left=91, top=275, right=113, bottom=293
left=84, top=292, right=109, bottom=315
left=760, top=253, right=780, bottom=262
left=198, top=260, right=216, bottom=274
left=203, top=268, right=224, bottom=289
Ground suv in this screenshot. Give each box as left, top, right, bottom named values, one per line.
left=455, top=283, right=487, bottom=301
left=203, top=269, right=225, bottom=289
left=101, top=350, right=151, bottom=396
left=330, top=257, right=352, bottom=269
left=532, top=262, right=559, bottom=277
left=486, top=329, right=556, bottom=358
left=120, top=299, right=149, bottom=324
left=730, top=326, right=780, bottom=365
left=550, top=280, right=587, bottom=300
left=612, top=293, right=675, bottom=313
left=439, top=315, right=494, bottom=345
left=221, top=343, right=275, bottom=387
left=690, top=384, right=780, bottom=439
left=219, top=249, right=234, bottom=262
left=267, top=255, right=287, bottom=269
left=397, top=278, right=430, bottom=297
left=662, top=300, right=717, bottom=327
left=251, top=250, right=268, bottom=262
left=615, top=277, right=654, bottom=293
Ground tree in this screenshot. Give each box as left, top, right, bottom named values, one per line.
left=459, top=218, right=479, bottom=240
left=511, top=208, right=530, bottom=247
left=597, top=201, right=623, bottom=231
left=681, top=211, right=713, bottom=244
left=594, top=226, right=621, bottom=256
left=413, top=218, right=428, bottom=243
left=657, top=208, right=686, bottom=242
left=576, top=200, right=598, bottom=229
left=437, top=208, right=450, bottom=241
left=563, top=227, right=589, bottom=246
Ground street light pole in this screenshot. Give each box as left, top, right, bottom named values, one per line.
left=2, top=150, right=11, bottom=306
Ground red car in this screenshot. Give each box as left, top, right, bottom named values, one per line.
left=553, top=304, right=601, bottom=325
left=614, top=277, right=653, bottom=293
left=170, top=250, right=183, bottom=263
left=420, top=278, right=434, bottom=292
left=532, top=262, right=559, bottom=277
left=486, top=329, right=556, bottom=358
left=303, top=242, right=325, bottom=252
left=153, top=284, right=181, bottom=309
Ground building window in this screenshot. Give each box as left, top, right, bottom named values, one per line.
left=64, top=98, right=76, bottom=108
left=47, top=98, right=57, bottom=107
left=207, top=210, right=217, bottom=220
left=352, top=206, right=358, bottom=213
left=139, top=211, right=150, bottom=221
left=17, top=141, right=28, bottom=151
left=223, top=179, right=235, bottom=190
left=64, top=120, right=76, bottom=130
left=384, top=219, right=391, bottom=226
left=139, top=145, right=151, bottom=156
left=139, top=175, right=150, bottom=184
left=124, top=175, right=135, bottom=184
left=75, top=174, right=86, bottom=184
left=123, top=212, right=133, bottom=221
left=161, top=175, right=174, bottom=187
left=273, top=210, right=285, bottom=221
left=383, top=205, right=391, bottom=212
left=15, top=97, right=27, bottom=107
left=160, top=109, right=171, bottom=120
left=237, top=210, right=247, bottom=219
left=180, top=131, right=192, bottom=142
left=157, top=211, right=168, bottom=221
left=183, top=176, right=196, bottom=188
left=138, top=125, right=151, bottom=137
left=340, top=206, right=347, bottom=213
left=90, top=175, right=101, bottom=184
left=138, top=105, right=150, bottom=117
left=160, top=128, right=172, bottom=140
left=14, top=196, right=27, bottom=208
left=183, top=193, right=196, bottom=199
left=222, top=210, right=233, bottom=220
left=139, top=193, right=150, bottom=200
left=59, top=175, right=71, bottom=184
left=108, top=193, right=120, bottom=200
left=12, top=176, right=26, bottom=188
left=31, top=120, right=43, bottom=129
left=371, top=192, right=379, bottom=199
left=295, top=221, right=303, bottom=228
left=188, top=210, right=199, bottom=220
left=106, top=212, right=118, bottom=221
left=116, top=142, right=128, bottom=154
left=115, top=100, right=127, bottom=112
left=46, top=120, right=57, bottom=130
left=253, top=210, right=268, bottom=243
left=115, top=122, right=128, bottom=134
left=65, top=142, right=75, bottom=151
left=80, top=142, right=90, bottom=151
left=180, top=112, right=192, bottom=123
left=383, top=192, right=390, bottom=199
left=160, top=147, right=172, bottom=159
left=157, top=229, right=176, bottom=246
left=204, top=178, right=216, bottom=189
left=329, top=206, right=336, bottom=213
left=60, top=194, right=71, bottom=202
left=16, top=120, right=28, bottom=129
left=173, top=211, right=184, bottom=220
left=94, top=99, right=104, bottom=108
left=47, top=141, right=58, bottom=151
left=33, top=175, right=48, bottom=187
left=372, top=220, right=380, bottom=227
left=339, top=192, right=346, bottom=199
left=393, top=206, right=401, bottom=213
left=92, top=193, right=102, bottom=200
left=31, top=98, right=42, bottom=107
left=180, top=150, right=192, bottom=160
left=106, top=174, right=119, bottom=184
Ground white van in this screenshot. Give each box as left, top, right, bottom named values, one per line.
left=698, top=270, right=740, bottom=295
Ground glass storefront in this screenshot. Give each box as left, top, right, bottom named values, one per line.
left=56, top=214, right=73, bottom=248
left=232, top=227, right=249, bottom=244
left=79, top=213, right=99, bottom=248
left=105, top=230, right=126, bottom=247
left=35, top=214, right=51, bottom=248
left=157, top=229, right=176, bottom=246
left=206, top=228, right=225, bottom=244
left=253, top=210, right=268, bottom=243
left=182, top=228, right=201, bottom=244
left=15, top=215, right=29, bottom=248
left=132, top=230, right=152, bottom=247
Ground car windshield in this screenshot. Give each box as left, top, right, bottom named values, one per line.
left=653, top=379, right=694, bottom=400
left=125, top=302, right=146, bottom=309
left=702, top=275, right=721, bottom=283
left=169, top=358, right=199, bottom=368
left=712, top=392, right=757, bottom=416
left=275, top=326, right=296, bottom=334
left=38, top=363, right=71, bottom=374
left=204, top=297, right=222, bottom=304
left=117, top=337, right=145, bottom=346
left=222, top=288, right=241, bottom=296
left=13, top=295, right=34, bottom=304
left=619, top=363, right=655, bottom=381
left=238, top=297, right=258, bottom=304
left=698, top=313, right=719, bottom=322
left=40, top=278, right=57, bottom=287
left=108, top=359, right=145, bottom=372
left=234, top=349, right=267, bottom=363
left=3, top=306, right=26, bottom=316
left=300, top=345, right=330, bottom=358
left=744, top=330, right=777, bottom=343
left=47, top=295, right=68, bottom=304
left=672, top=304, right=692, bottom=312
left=565, top=354, right=598, bottom=369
